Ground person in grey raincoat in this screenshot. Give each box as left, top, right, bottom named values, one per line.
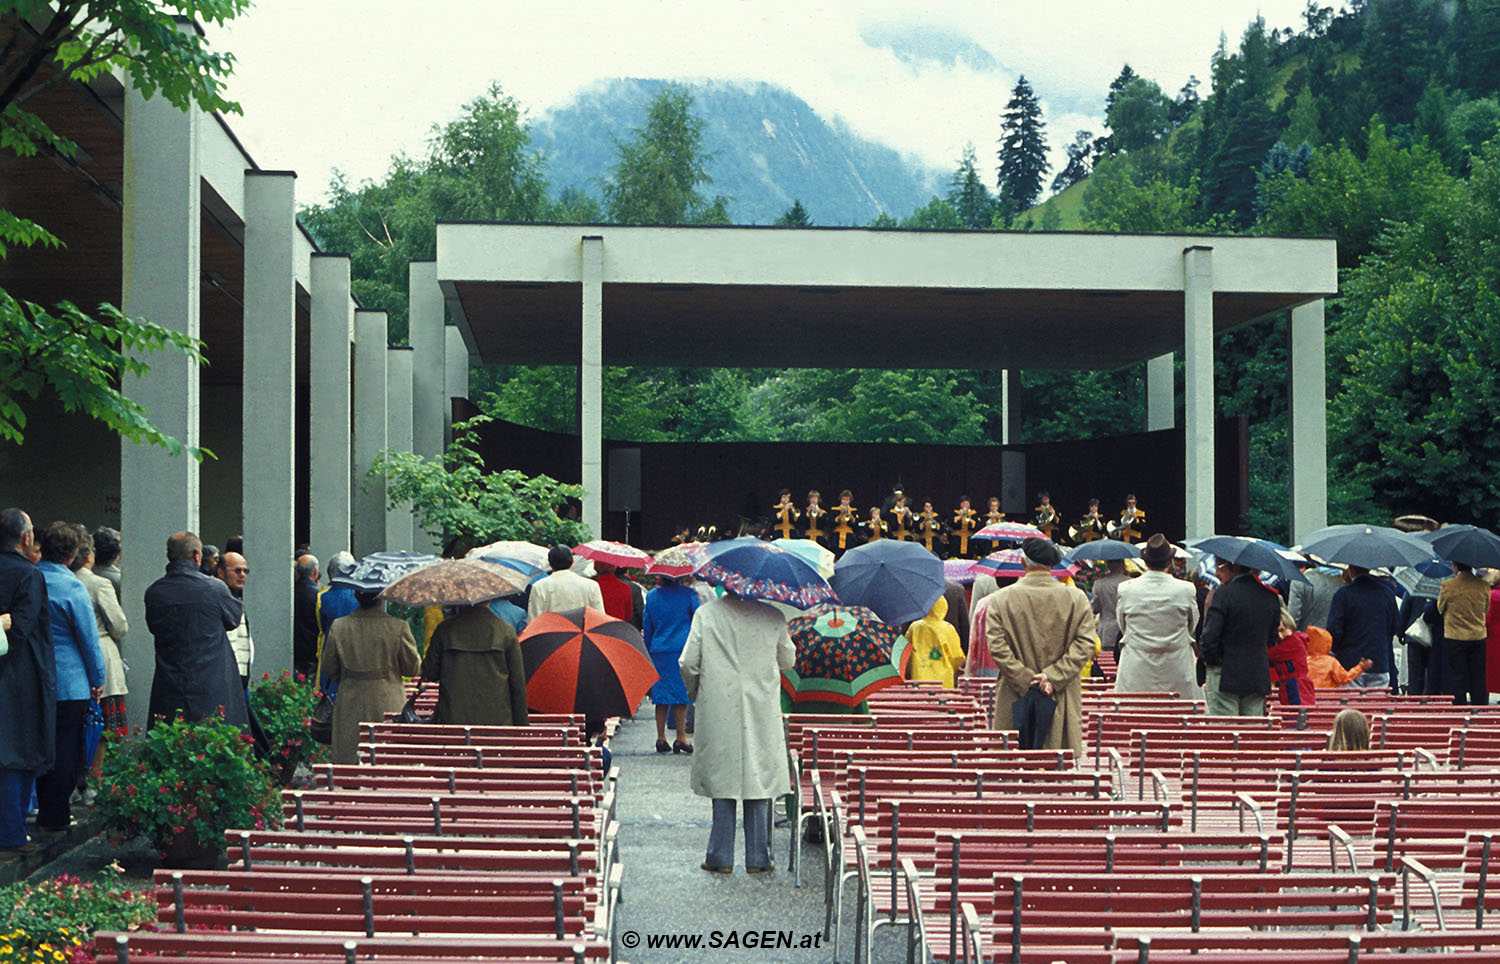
left=144, top=532, right=247, bottom=728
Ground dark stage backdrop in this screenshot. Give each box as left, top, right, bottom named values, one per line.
left=453, top=400, right=1249, bottom=549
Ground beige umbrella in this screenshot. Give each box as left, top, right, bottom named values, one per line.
left=380, top=559, right=528, bottom=607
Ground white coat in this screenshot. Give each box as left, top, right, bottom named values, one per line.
left=1113, top=570, right=1202, bottom=697
left=679, top=595, right=795, bottom=800
left=526, top=570, right=604, bottom=621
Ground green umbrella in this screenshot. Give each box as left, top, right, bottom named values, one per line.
left=783, top=609, right=906, bottom=707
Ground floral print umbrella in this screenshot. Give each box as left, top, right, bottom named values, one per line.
left=783, top=609, right=906, bottom=707
left=695, top=538, right=836, bottom=610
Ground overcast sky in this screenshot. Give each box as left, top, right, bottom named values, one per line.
left=207, top=0, right=1312, bottom=207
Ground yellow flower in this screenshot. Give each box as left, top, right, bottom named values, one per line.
left=50, top=954, right=61, bottom=962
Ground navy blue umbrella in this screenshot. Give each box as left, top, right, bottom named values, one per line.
left=1300, top=524, right=1437, bottom=570
left=1419, top=525, right=1500, bottom=569
left=830, top=540, right=945, bottom=626
left=1189, top=536, right=1310, bottom=586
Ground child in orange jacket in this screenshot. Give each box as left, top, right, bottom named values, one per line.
left=1305, top=625, right=1371, bottom=688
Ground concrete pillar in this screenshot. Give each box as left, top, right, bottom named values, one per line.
left=408, top=261, right=444, bottom=554
left=1146, top=353, right=1175, bottom=431
left=444, top=326, right=470, bottom=405
left=1000, top=370, right=1011, bottom=446
left=1183, top=245, right=1215, bottom=539
left=385, top=347, right=415, bottom=551
left=120, top=77, right=201, bottom=728
left=240, top=171, right=297, bottom=677
left=1289, top=300, right=1329, bottom=543
left=352, top=311, right=387, bottom=557
left=309, top=254, right=353, bottom=563
left=580, top=236, right=604, bottom=538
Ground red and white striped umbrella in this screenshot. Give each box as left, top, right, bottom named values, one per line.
left=975, top=521, right=1048, bottom=543
left=573, top=540, right=651, bottom=569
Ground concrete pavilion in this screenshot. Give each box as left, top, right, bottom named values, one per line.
left=435, top=223, right=1338, bottom=542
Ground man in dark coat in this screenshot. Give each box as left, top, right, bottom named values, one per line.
left=144, top=531, right=247, bottom=728
left=0, top=508, right=53, bottom=853
left=1198, top=559, right=1281, bottom=717
left=292, top=554, right=321, bottom=680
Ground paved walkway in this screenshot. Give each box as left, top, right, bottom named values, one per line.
left=611, top=715, right=902, bottom=964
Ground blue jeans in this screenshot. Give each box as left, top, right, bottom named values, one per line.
left=706, top=798, right=771, bottom=870
left=1353, top=671, right=1390, bottom=690
left=0, top=769, right=35, bottom=847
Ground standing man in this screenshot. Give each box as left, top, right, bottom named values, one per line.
left=527, top=545, right=604, bottom=620
left=293, top=554, right=320, bottom=681
left=1327, top=565, right=1401, bottom=690
left=0, top=509, right=52, bottom=855
left=1288, top=557, right=1341, bottom=630
left=144, top=532, right=247, bottom=728
left=1090, top=559, right=1130, bottom=662
left=1114, top=534, right=1201, bottom=697
left=593, top=561, right=634, bottom=623
left=216, top=551, right=253, bottom=688
left=1198, top=558, right=1282, bottom=716
left=986, top=538, right=1099, bottom=757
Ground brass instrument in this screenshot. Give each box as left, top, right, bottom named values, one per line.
left=1069, top=512, right=1105, bottom=544
left=773, top=501, right=800, bottom=540
left=1033, top=503, right=1060, bottom=541
left=985, top=508, right=1005, bottom=526
left=804, top=504, right=826, bottom=545
left=1109, top=506, right=1145, bottom=543
left=917, top=507, right=943, bottom=553
left=861, top=517, right=887, bottom=542
left=952, top=507, right=978, bottom=557
left=889, top=505, right=914, bottom=541
left=831, top=505, right=859, bottom=551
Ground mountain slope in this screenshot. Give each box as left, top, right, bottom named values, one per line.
left=532, top=78, right=945, bottom=226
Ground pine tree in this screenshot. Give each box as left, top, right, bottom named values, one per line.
left=947, top=145, right=996, bottom=228
left=1051, top=130, right=1094, bottom=193
left=996, top=76, right=1050, bottom=220
left=774, top=199, right=811, bottom=226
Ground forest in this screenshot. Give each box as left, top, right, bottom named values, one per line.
left=298, top=0, right=1500, bottom=541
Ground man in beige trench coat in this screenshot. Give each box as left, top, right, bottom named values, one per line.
left=986, top=538, right=1099, bottom=758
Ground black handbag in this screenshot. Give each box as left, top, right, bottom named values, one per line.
left=396, top=684, right=429, bottom=724
left=309, top=692, right=334, bottom=745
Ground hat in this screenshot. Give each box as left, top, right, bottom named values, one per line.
left=1020, top=537, right=1063, bottom=568
left=1141, top=533, right=1173, bottom=568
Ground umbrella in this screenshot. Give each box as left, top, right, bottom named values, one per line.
left=975, top=521, right=1047, bottom=543
left=336, top=550, right=439, bottom=592
left=804, top=602, right=883, bottom=623
left=1299, top=524, right=1437, bottom=570
left=772, top=538, right=836, bottom=579
left=943, top=557, right=978, bottom=585
left=573, top=540, right=651, bottom=569
left=473, top=556, right=546, bottom=583
left=830, top=540, right=945, bottom=626
left=1393, top=558, right=1452, bottom=600
left=645, top=543, right=710, bottom=579
left=783, top=609, right=905, bottom=707
left=1066, top=540, right=1143, bottom=563
left=1420, top=525, right=1500, bottom=569
left=695, top=538, right=836, bottom=610
left=466, top=541, right=550, bottom=570
left=1012, top=687, right=1057, bottom=750
left=380, top=559, right=529, bottom=607
left=518, top=607, right=658, bottom=717
left=1189, top=536, right=1309, bottom=586
left=972, top=549, right=1081, bottom=581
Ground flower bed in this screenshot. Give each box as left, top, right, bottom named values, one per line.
left=0, top=869, right=154, bottom=964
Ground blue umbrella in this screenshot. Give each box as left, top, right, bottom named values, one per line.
left=475, top=554, right=547, bottom=583
left=1066, top=540, right=1142, bottom=563
left=1189, top=536, right=1309, bottom=586
left=1393, top=558, right=1451, bottom=600
left=1300, top=524, right=1437, bottom=570
left=335, top=550, right=439, bottom=592
left=1419, top=525, right=1500, bottom=569
left=695, top=538, right=835, bottom=610
left=830, top=540, right=945, bottom=625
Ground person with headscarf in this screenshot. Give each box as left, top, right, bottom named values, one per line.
left=321, top=589, right=420, bottom=764
left=904, top=596, right=965, bottom=688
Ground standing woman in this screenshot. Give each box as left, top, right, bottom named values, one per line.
left=679, top=590, right=795, bottom=874
left=645, top=574, right=699, bottom=754
left=74, top=532, right=129, bottom=790
left=321, top=590, right=420, bottom=764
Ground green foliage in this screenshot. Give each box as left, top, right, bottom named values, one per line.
left=1015, top=369, right=1145, bottom=443
left=603, top=84, right=730, bottom=225
left=1082, top=156, right=1227, bottom=233
left=246, top=670, right=329, bottom=775
left=374, top=414, right=591, bottom=548
left=996, top=76, right=1050, bottom=219
left=901, top=196, right=962, bottom=229
left=1051, top=130, right=1094, bottom=194
left=1196, top=18, right=1280, bottom=225
left=736, top=370, right=987, bottom=444
left=1106, top=77, right=1174, bottom=153
left=947, top=145, right=995, bottom=228
left=96, top=714, right=282, bottom=852
left=774, top=199, right=811, bottom=225
left=0, top=1, right=244, bottom=451
left=0, top=868, right=155, bottom=964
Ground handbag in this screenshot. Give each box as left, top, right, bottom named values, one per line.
left=309, top=692, right=334, bottom=744
left=1404, top=615, right=1433, bottom=648
left=396, top=684, right=429, bottom=725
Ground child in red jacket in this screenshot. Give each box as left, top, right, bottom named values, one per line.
left=1268, top=606, right=1316, bottom=706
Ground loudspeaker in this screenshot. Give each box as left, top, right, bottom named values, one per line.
left=608, top=448, right=642, bottom=512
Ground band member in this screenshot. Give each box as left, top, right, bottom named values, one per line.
left=889, top=494, right=915, bottom=541
left=917, top=500, right=944, bottom=554
left=1111, top=494, right=1145, bottom=542
left=803, top=489, right=827, bottom=546
left=772, top=488, right=800, bottom=540
left=861, top=506, right=887, bottom=543
left=1032, top=491, right=1060, bottom=540
left=830, top=490, right=859, bottom=552
left=985, top=497, right=1005, bottom=527
left=671, top=526, right=691, bottom=546
left=1069, top=499, right=1105, bottom=544
left=952, top=495, right=979, bottom=557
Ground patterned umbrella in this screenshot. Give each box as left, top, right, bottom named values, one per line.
left=646, top=542, right=711, bottom=578
left=772, top=538, right=836, bottom=578
left=574, top=540, right=651, bottom=569
left=695, top=538, right=836, bottom=610
left=1393, top=558, right=1452, bottom=600
left=804, top=602, right=883, bottom=623
left=466, top=541, right=550, bottom=570
left=784, top=609, right=905, bottom=707
left=518, top=607, right=658, bottom=717
left=943, top=557, right=978, bottom=585
left=380, top=559, right=528, bottom=607
left=335, top=550, right=439, bottom=592
left=975, top=522, right=1048, bottom=543
left=972, top=548, right=1081, bottom=581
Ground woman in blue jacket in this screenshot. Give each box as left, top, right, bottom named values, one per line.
left=644, top=575, right=699, bottom=754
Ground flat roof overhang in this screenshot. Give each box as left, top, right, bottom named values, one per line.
left=437, top=223, right=1339, bottom=370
